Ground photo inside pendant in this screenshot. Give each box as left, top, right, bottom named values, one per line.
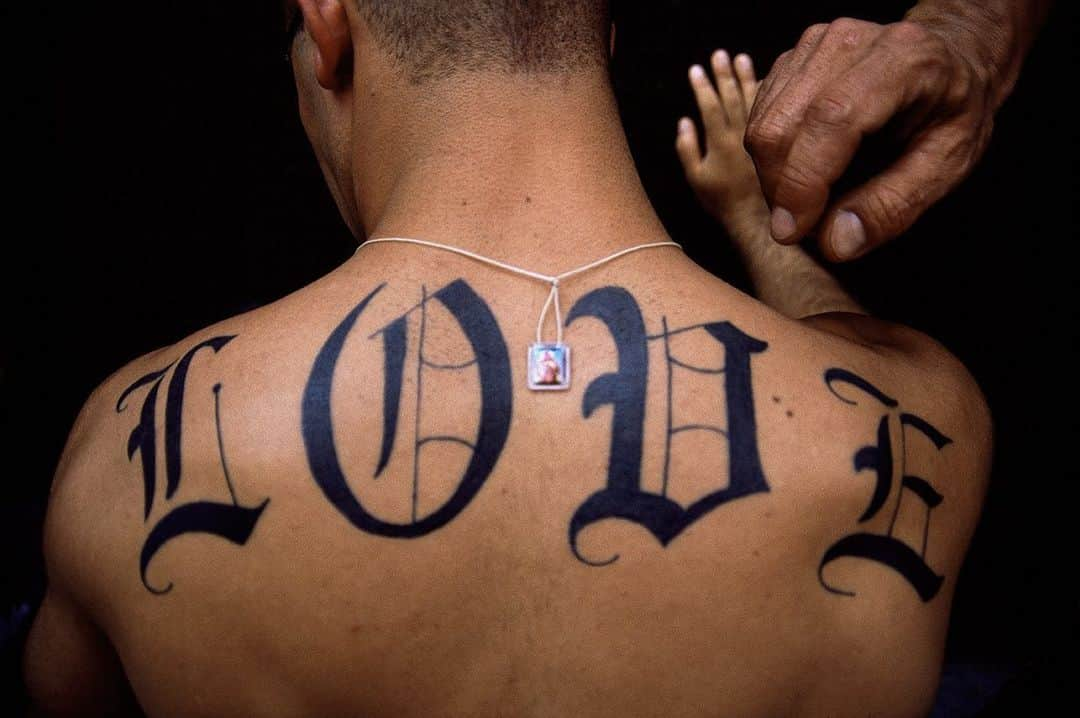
left=528, top=343, right=571, bottom=391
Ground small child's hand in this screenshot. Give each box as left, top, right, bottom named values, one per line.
left=676, top=51, right=767, bottom=230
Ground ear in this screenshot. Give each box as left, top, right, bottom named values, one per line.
left=296, top=0, right=353, bottom=90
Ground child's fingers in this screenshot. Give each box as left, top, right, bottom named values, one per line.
left=711, top=50, right=743, bottom=126
left=734, top=54, right=760, bottom=110
left=688, top=64, right=726, bottom=139
left=675, top=117, right=703, bottom=180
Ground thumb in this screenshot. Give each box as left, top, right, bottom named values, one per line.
left=819, top=131, right=968, bottom=261
left=675, top=117, right=704, bottom=182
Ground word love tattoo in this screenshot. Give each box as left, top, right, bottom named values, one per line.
left=302, top=280, right=770, bottom=566
left=117, top=280, right=957, bottom=606
left=117, top=337, right=269, bottom=594
left=818, top=369, right=952, bottom=602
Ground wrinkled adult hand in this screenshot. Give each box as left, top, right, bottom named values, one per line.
left=746, top=17, right=996, bottom=261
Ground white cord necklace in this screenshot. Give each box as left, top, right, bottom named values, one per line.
left=355, top=236, right=682, bottom=391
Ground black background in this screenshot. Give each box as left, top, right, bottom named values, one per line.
left=4, top=1, right=1076, bottom=713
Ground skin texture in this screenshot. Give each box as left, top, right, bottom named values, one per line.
left=745, top=0, right=1052, bottom=260
left=25, top=2, right=992, bottom=716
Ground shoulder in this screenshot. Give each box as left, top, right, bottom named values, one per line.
left=42, top=314, right=249, bottom=590
left=41, top=299, right=295, bottom=596
left=781, top=314, right=991, bottom=711
left=27, top=347, right=188, bottom=715
left=801, top=311, right=992, bottom=455
left=791, top=311, right=992, bottom=580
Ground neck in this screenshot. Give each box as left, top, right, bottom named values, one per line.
left=352, top=70, right=670, bottom=270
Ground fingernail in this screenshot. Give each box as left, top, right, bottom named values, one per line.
left=678, top=117, right=692, bottom=134
left=831, top=211, right=867, bottom=258
left=689, top=64, right=706, bottom=81
left=713, top=49, right=730, bottom=67
left=770, top=207, right=797, bottom=241
left=735, top=54, right=752, bottom=72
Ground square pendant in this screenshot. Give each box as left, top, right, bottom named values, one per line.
left=528, top=342, right=571, bottom=391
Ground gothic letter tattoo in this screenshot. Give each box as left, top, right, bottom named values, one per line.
left=566, top=287, right=769, bottom=565
left=302, top=280, right=513, bottom=537
left=818, top=369, right=952, bottom=602
left=116, top=336, right=269, bottom=594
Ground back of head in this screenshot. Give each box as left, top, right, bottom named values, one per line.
left=355, top=0, right=611, bottom=82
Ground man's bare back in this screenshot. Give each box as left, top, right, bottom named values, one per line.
left=28, top=244, right=987, bottom=717
left=25, top=3, right=990, bottom=716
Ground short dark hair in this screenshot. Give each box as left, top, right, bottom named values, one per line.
left=355, top=0, right=611, bottom=82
